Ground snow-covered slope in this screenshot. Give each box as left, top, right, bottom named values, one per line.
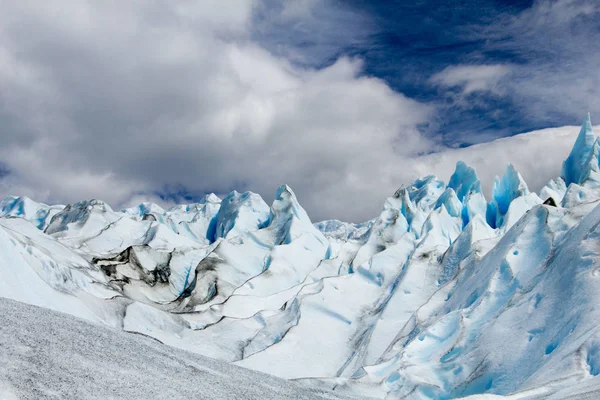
left=0, top=297, right=363, bottom=400
left=3, top=116, right=600, bottom=399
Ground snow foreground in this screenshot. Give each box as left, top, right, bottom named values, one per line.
left=3, top=115, right=600, bottom=399
left=0, top=297, right=362, bottom=400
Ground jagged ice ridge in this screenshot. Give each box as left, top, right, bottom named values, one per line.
left=3, top=115, right=600, bottom=399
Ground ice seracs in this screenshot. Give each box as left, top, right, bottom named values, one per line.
left=3, top=115, right=600, bottom=399
left=123, top=194, right=223, bottom=244
left=486, top=163, right=541, bottom=230
left=212, top=190, right=269, bottom=241
left=434, top=188, right=462, bottom=218
left=0, top=196, right=64, bottom=230
left=314, top=219, right=373, bottom=242
left=446, top=161, right=487, bottom=227
left=539, top=177, right=567, bottom=204
left=562, top=113, right=596, bottom=186
left=448, top=161, right=479, bottom=202
left=45, top=199, right=118, bottom=236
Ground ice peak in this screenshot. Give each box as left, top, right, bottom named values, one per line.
left=406, top=175, right=446, bottom=212
left=202, top=193, right=221, bottom=204
left=448, top=161, right=481, bottom=202
left=445, top=162, right=487, bottom=227
left=270, top=184, right=308, bottom=223
left=213, top=190, right=269, bottom=240
left=393, top=185, right=423, bottom=234
left=583, top=137, right=600, bottom=185
left=264, top=184, right=325, bottom=246
left=71, top=199, right=113, bottom=212
left=562, top=114, right=596, bottom=186
left=274, top=184, right=294, bottom=199
left=435, top=188, right=462, bottom=218
left=497, top=164, right=529, bottom=207
left=486, top=163, right=530, bottom=228
left=460, top=184, right=487, bottom=228
left=45, top=199, right=115, bottom=235
left=137, top=202, right=165, bottom=216
left=1, top=196, right=33, bottom=216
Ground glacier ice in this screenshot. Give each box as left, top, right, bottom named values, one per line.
left=561, top=113, right=596, bottom=186
left=448, top=161, right=479, bottom=202
left=539, top=177, right=567, bottom=204
left=315, top=219, right=373, bottom=242
left=0, top=195, right=64, bottom=230
left=3, top=116, right=600, bottom=399
left=435, top=188, right=462, bottom=218
left=486, top=163, right=542, bottom=230
left=213, top=190, right=270, bottom=241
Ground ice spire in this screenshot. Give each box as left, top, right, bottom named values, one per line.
left=212, top=191, right=269, bottom=241
left=448, top=161, right=480, bottom=203
left=447, top=161, right=487, bottom=227
left=461, top=182, right=487, bottom=228
left=487, top=163, right=530, bottom=229
left=561, top=113, right=596, bottom=186
left=266, top=185, right=325, bottom=245
left=582, top=137, right=600, bottom=187
left=435, top=188, right=461, bottom=218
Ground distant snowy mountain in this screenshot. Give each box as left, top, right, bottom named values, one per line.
left=2, top=115, right=600, bottom=399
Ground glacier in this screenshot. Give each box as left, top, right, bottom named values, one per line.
left=2, top=116, right=600, bottom=399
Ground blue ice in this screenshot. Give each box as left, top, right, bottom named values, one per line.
left=562, top=113, right=596, bottom=186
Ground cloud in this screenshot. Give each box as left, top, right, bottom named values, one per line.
left=418, top=0, right=600, bottom=149
left=252, top=0, right=374, bottom=67
left=0, top=0, right=596, bottom=223
left=0, top=0, right=435, bottom=222
left=490, top=0, right=600, bottom=120
left=438, top=0, right=600, bottom=127
left=430, top=64, right=511, bottom=95
left=0, top=162, right=10, bottom=179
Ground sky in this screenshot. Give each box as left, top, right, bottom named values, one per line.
left=0, top=0, right=599, bottom=222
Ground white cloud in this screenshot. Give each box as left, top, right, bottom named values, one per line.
left=430, top=64, right=511, bottom=95
left=251, top=0, right=373, bottom=66
left=444, top=0, right=600, bottom=125
left=0, top=0, right=595, bottom=223
left=496, top=0, right=600, bottom=121
left=0, top=0, right=433, bottom=222
left=423, top=0, right=600, bottom=148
